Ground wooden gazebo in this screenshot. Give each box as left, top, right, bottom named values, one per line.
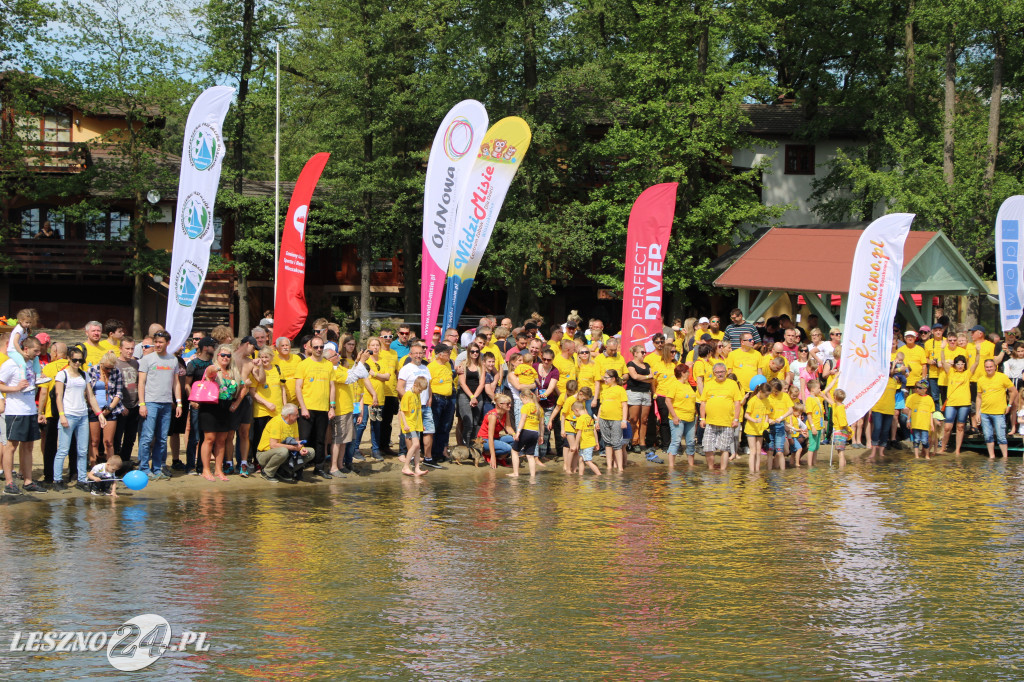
left=712, top=227, right=987, bottom=330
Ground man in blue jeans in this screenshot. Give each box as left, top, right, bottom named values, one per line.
left=974, top=359, right=1017, bottom=459
left=137, top=331, right=183, bottom=480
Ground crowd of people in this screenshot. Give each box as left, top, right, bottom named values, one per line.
left=0, top=304, right=1019, bottom=495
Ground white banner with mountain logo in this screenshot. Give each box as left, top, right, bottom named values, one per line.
left=165, top=86, right=234, bottom=352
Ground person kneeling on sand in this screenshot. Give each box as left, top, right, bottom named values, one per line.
left=255, top=404, right=314, bottom=483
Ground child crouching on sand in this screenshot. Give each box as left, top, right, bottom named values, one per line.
left=398, top=377, right=428, bottom=476
left=87, top=455, right=121, bottom=496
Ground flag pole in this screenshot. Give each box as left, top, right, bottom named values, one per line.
left=273, top=41, right=281, bottom=304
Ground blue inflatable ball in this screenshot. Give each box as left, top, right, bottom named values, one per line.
left=123, top=470, right=149, bottom=491
left=749, top=374, right=767, bottom=391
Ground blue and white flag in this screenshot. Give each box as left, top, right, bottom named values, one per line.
left=995, top=196, right=1024, bottom=332
left=165, top=86, right=234, bottom=352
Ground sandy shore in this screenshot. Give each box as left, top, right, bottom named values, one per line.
left=0, top=431, right=896, bottom=503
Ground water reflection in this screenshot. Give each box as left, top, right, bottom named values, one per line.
left=2, top=461, right=1024, bottom=679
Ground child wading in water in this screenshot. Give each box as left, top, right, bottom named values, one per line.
left=572, top=400, right=602, bottom=475
left=904, top=380, right=937, bottom=459
left=398, top=376, right=428, bottom=476
left=743, top=382, right=771, bottom=472
left=549, top=379, right=579, bottom=473
left=803, top=379, right=825, bottom=466
left=510, top=388, right=545, bottom=478
left=830, top=388, right=851, bottom=467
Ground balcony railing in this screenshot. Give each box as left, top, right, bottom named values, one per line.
left=4, top=238, right=131, bottom=280
left=18, top=140, right=87, bottom=172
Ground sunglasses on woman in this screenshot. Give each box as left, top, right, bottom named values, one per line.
left=219, top=353, right=232, bottom=358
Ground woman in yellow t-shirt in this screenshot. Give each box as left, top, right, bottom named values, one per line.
left=743, top=382, right=771, bottom=472
left=652, top=343, right=679, bottom=455
left=869, top=375, right=901, bottom=461
left=251, top=347, right=285, bottom=469
left=575, top=347, right=601, bottom=408
left=939, top=342, right=980, bottom=455
left=598, top=370, right=629, bottom=472
left=665, top=364, right=697, bottom=468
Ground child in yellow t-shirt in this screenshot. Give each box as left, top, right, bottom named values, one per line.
left=803, top=379, right=825, bottom=467
left=572, top=401, right=602, bottom=476
left=831, top=388, right=851, bottom=467
left=767, top=379, right=794, bottom=470
left=903, top=380, right=938, bottom=459
left=510, top=388, right=545, bottom=478
left=513, top=354, right=539, bottom=388
left=786, top=403, right=808, bottom=466
left=550, top=379, right=578, bottom=473
left=743, top=383, right=771, bottom=472
left=398, top=377, right=428, bottom=476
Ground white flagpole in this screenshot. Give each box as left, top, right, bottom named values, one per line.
left=273, top=41, right=281, bottom=304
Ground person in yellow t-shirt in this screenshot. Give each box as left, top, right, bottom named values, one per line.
left=830, top=388, right=851, bottom=467
left=571, top=401, right=602, bottom=476
left=803, top=378, right=825, bottom=466
left=510, top=388, right=544, bottom=478
left=274, top=337, right=304, bottom=405
left=597, top=370, right=629, bottom=472
left=898, top=331, right=928, bottom=385
left=550, top=379, right=578, bottom=473
left=726, top=334, right=761, bottom=393
left=666, top=364, right=698, bottom=468
left=595, top=339, right=627, bottom=388
left=969, top=326, right=998, bottom=382
left=255, top=405, right=313, bottom=480
left=398, top=376, right=429, bottom=476
left=868, top=374, right=901, bottom=462
left=903, top=380, right=937, bottom=459
left=939, top=341, right=980, bottom=455
left=973, top=360, right=1017, bottom=459
left=575, top=348, right=601, bottom=400
left=377, top=331, right=400, bottom=455
left=293, top=340, right=337, bottom=477
left=699, top=363, right=744, bottom=471
left=743, top=383, right=771, bottom=472
left=766, top=380, right=794, bottom=469
left=251, top=348, right=286, bottom=471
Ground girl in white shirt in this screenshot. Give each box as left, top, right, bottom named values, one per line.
left=54, top=347, right=106, bottom=490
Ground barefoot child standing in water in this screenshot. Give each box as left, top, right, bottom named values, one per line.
left=510, top=388, right=544, bottom=478
left=830, top=388, right=851, bottom=467
left=398, top=377, right=428, bottom=476
left=572, top=400, right=602, bottom=476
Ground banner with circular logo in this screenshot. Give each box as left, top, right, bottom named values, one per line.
left=165, top=86, right=234, bottom=352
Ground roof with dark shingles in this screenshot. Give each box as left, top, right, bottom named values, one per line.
left=739, top=103, right=864, bottom=138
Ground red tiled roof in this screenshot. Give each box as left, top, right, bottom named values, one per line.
left=714, top=228, right=937, bottom=294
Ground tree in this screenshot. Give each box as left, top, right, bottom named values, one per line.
left=39, top=0, right=194, bottom=335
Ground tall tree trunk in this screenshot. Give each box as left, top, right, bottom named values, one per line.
left=234, top=0, right=256, bottom=336
left=133, top=271, right=144, bottom=337
left=942, top=32, right=956, bottom=186
left=984, top=30, right=1004, bottom=186
left=403, top=224, right=417, bottom=315
left=696, top=1, right=709, bottom=77
left=904, top=0, right=915, bottom=114
left=359, top=128, right=374, bottom=340
left=505, top=276, right=522, bottom=321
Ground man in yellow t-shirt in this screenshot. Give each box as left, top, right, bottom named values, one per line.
left=699, top=363, right=743, bottom=471
left=969, top=326, right=998, bottom=382
left=974, top=359, right=1017, bottom=459
left=726, top=333, right=761, bottom=392
left=98, top=319, right=126, bottom=354
left=294, top=339, right=336, bottom=477
left=83, top=321, right=106, bottom=369
left=427, top=344, right=456, bottom=463
left=377, top=330, right=400, bottom=455
left=923, top=324, right=946, bottom=402
left=759, top=343, right=791, bottom=388
left=255, top=405, right=313, bottom=480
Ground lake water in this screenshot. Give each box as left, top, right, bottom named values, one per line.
left=2, top=458, right=1024, bottom=680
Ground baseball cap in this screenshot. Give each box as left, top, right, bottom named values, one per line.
left=240, top=335, right=258, bottom=347
left=433, top=326, right=442, bottom=334
left=565, top=320, right=578, bottom=329
left=969, top=325, right=985, bottom=333
left=700, top=333, right=713, bottom=341
left=197, top=337, right=217, bottom=350
left=35, top=332, right=51, bottom=344
left=919, top=325, right=931, bottom=333
left=904, top=330, right=917, bottom=338
left=324, top=341, right=338, bottom=353
left=698, top=317, right=710, bottom=324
